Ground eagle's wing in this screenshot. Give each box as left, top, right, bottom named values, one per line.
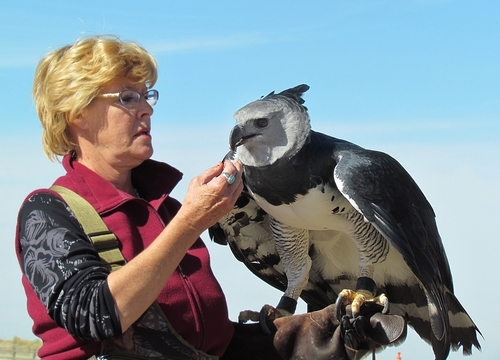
left=334, top=148, right=452, bottom=286
left=209, top=189, right=336, bottom=311
left=332, top=146, right=464, bottom=357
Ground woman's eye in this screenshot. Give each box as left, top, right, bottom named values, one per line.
left=119, top=91, right=139, bottom=105
left=254, top=118, right=268, bottom=128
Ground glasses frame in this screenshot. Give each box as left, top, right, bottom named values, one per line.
left=98, top=89, right=159, bottom=107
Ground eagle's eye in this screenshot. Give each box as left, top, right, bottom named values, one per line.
left=254, top=118, right=268, bottom=128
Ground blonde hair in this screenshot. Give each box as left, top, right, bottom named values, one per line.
left=32, top=35, right=158, bottom=161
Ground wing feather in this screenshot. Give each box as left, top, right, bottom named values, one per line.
left=333, top=147, right=455, bottom=357
left=333, top=148, right=453, bottom=286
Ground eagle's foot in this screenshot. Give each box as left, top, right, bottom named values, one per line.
left=238, top=304, right=292, bottom=335
left=238, top=309, right=260, bottom=323
left=335, top=289, right=389, bottom=319
left=237, top=304, right=291, bottom=324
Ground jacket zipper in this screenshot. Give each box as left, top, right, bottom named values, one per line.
left=177, top=263, right=205, bottom=349
left=153, top=210, right=206, bottom=349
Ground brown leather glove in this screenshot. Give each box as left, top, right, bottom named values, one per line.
left=271, top=303, right=407, bottom=360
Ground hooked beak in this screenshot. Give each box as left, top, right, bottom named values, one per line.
left=229, top=125, right=244, bottom=150
left=229, top=124, right=257, bottom=150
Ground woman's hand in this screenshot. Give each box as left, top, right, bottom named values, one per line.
left=176, top=160, right=244, bottom=236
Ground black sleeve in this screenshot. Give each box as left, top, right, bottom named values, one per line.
left=18, top=191, right=122, bottom=340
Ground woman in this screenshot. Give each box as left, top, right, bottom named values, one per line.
left=15, top=35, right=250, bottom=359
left=15, top=35, right=404, bottom=360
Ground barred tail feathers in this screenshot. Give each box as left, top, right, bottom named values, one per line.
left=445, top=290, right=482, bottom=355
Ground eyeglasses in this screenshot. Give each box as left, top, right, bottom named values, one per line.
left=98, top=89, right=159, bottom=107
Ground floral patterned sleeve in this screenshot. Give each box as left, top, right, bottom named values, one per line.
left=18, top=192, right=122, bottom=340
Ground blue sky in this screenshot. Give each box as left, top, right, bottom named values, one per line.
left=1, top=1, right=498, bottom=359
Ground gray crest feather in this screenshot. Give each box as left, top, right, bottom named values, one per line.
left=263, top=84, right=310, bottom=111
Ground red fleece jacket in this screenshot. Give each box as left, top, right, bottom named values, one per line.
left=15, top=155, right=234, bottom=359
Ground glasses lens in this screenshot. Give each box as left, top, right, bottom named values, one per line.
left=119, top=90, right=141, bottom=106
left=145, top=90, right=159, bottom=106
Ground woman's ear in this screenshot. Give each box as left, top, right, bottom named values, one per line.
left=71, top=110, right=89, bottom=131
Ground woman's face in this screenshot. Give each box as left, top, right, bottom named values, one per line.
left=74, top=78, right=155, bottom=171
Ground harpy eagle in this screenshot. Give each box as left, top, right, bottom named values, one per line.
left=209, top=84, right=481, bottom=359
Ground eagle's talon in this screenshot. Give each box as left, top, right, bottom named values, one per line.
left=334, top=297, right=344, bottom=320
left=259, top=304, right=291, bottom=334
left=336, top=289, right=389, bottom=318
left=380, top=293, right=390, bottom=314
left=259, top=306, right=273, bottom=335
left=335, top=289, right=355, bottom=319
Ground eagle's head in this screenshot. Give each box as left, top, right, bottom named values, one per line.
left=230, top=84, right=311, bottom=167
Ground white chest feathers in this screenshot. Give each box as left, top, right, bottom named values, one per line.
left=250, top=184, right=355, bottom=232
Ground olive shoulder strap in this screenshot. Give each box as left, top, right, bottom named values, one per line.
left=50, top=185, right=126, bottom=272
